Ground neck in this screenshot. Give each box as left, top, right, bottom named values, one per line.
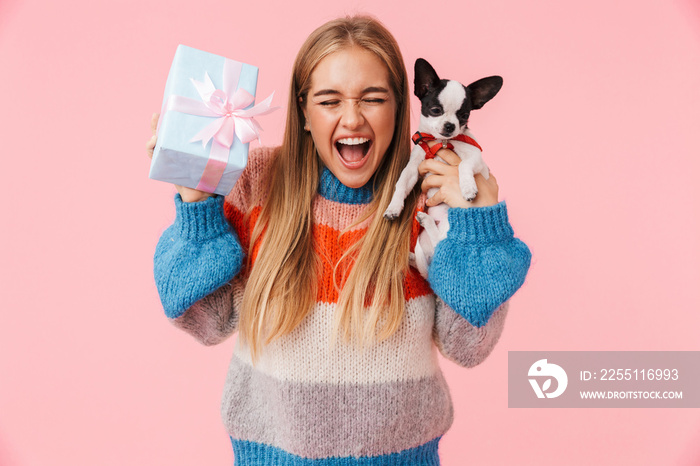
left=318, top=167, right=374, bottom=205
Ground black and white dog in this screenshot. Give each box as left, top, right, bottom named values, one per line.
left=383, top=58, right=502, bottom=277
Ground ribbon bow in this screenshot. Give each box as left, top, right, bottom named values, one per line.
left=188, top=72, right=277, bottom=147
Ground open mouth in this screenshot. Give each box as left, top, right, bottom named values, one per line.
left=335, top=137, right=372, bottom=167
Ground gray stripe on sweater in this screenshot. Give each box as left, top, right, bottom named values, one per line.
left=433, top=300, right=508, bottom=368
left=220, top=355, right=454, bottom=459
left=170, top=275, right=245, bottom=346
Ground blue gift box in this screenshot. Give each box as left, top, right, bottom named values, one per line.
left=149, top=45, right=259, bottom=196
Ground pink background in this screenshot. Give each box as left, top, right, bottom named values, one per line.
left=1, top=0, right=699, bottom=464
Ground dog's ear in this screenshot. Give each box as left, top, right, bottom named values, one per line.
left=414, top=58, right=440, bottom=99
left=466, top=76, right=503, bottom=109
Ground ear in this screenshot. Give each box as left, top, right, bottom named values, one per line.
left=414, top=58, right=441, bottom=99
left=466, top=76, right=503, bottom=109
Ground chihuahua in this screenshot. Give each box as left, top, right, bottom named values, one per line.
left=383, top=58, right=502, bottom=277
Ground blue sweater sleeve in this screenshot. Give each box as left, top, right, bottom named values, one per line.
left=427, top=201, right=531, bottom=328
left=153, top=194, right=244, bottom=319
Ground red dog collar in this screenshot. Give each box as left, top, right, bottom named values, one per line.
left=411, top=132, right=483, bottom=159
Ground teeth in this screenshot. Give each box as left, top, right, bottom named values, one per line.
left=337, top=137, right=370, bottom=145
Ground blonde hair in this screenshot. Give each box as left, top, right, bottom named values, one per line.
left=239, top=15, right=420, bottom=361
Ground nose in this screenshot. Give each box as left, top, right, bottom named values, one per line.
left=340, top=101, right=365, bottom=129
left=441, top=122, right=455, bottom=136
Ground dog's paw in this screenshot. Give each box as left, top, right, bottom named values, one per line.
left=459, top=174, right=478, bottom=201
left=461, top=185, right=478, bottom=202
left=383, top=203, right=403, bottom=220
left=415, top=211, right=430, bottom=226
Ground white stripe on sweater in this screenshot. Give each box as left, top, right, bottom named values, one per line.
left=233, top=294, right=440, bottom=384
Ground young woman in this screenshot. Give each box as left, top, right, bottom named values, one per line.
left=148, top=15, right=531, bottom=465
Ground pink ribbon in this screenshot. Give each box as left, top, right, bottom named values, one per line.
left=163, top=59, right=278, bottom=193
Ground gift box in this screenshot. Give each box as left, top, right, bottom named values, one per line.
left=149, top=45, right=275, bottom=196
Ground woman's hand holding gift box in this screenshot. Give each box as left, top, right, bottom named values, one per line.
left=146, top=113, right=212, bottom=203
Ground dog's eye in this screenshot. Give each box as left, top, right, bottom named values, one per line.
left=429, top=107, right=443, bottom=116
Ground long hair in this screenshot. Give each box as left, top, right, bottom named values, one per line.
left=238, top=15, right=420, bottom=362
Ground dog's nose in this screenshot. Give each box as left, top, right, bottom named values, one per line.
left=442, top=122, right=455, bottom=136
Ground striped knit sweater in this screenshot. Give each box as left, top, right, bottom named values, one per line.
left=154, top=147, right=531, bottom=465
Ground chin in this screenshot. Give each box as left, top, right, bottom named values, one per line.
left=332, top=167, right=373, bottom=188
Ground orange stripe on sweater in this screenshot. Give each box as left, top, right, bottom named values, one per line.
left=224, top=203, right=432, bottom=303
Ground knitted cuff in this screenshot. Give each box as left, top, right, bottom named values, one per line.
left=173, top=194, right=230, bottom=241
left=446, top=201, right=513, bottom=244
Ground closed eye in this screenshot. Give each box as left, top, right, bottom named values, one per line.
left=315, top=97, right=388, bottom=108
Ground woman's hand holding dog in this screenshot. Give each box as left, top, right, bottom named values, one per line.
left=418, top=146, right=499, bottom=209
left=146, top=113, right=213, bottom=203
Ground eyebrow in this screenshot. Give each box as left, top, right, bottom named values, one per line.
left=312, top=86, right=390, bottom=97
